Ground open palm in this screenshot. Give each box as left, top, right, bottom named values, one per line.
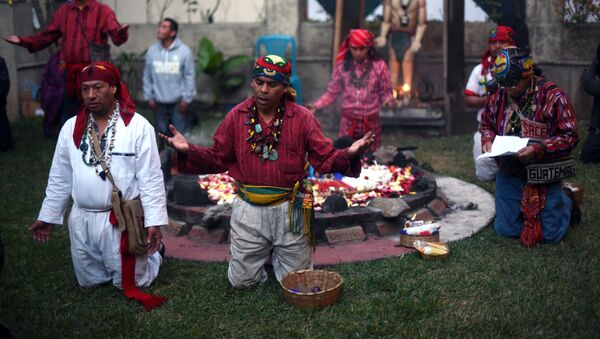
left=158, top=124, right=189, bottom=153
left=348, top=131, right=375, bottom=158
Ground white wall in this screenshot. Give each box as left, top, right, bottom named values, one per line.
left=104, top=0, right=266, bottom=24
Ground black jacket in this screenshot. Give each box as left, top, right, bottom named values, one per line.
left=582, top=58, right=600, bottom=129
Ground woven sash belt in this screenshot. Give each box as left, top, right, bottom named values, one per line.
left=526, top=157, right=575, bottom=184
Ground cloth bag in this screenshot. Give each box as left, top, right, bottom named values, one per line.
left=90, top=130, right=148, bottom=255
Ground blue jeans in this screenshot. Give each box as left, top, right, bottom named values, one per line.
left=494, top=173, right=573, bottom=243
left=155, top=102, right=190, bottom=135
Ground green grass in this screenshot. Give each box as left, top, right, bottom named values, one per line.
left=1, top=117, right=599, bottom=338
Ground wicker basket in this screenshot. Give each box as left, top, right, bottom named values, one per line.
left=280, top=269, right=343, bottom=309
left=399, top=232, right=440, bottom=248
left=416, top=242, right=450, bottom=260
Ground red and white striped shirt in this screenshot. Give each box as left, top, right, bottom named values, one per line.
left=19, top=0, right=127, bottom=65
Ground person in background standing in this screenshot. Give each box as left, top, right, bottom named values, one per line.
left=143, top=18, right=196, bottom=136
left=308, top=29, right=395, bottom=152
left=3, top=0, right=129, bottom=130
left=0, top=56, right=14, bottom=152
left=580, top=42, right=600, bottom=164
left=41, top=39, right=65, bottom=139
left=464, top=26, right=517, bottom=181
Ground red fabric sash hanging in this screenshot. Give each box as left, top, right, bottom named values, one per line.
left=110, top=210, right=168, bottom=311
left=519, top=184, right=546, bottom=248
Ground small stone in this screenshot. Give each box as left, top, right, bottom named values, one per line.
left=172, top=174, right=212, bottom=206
left=321, top=194, right=349, bottom=213
left=373, top=145, right=398, bottom=165
left=200, top=204, right=232, bottom=229
left=427, top=197, right=449, bottom=217
left=368, top=198, right=410, bottom=218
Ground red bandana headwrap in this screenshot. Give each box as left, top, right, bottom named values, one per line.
left=336, top=29, right=375, bottom=63
left=481, top=26, right=517, bottom=75
left=73, top=61, right=136, bottom=148
left=488, top=26, right=516, bottom=44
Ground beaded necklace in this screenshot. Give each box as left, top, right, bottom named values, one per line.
left=349, top=60, right=372, bottom=88
left=80, top=101, right=119, bottom=179
left=246, top=100, right=284, bottom=162
left=507, top=78, right=538, bottom=136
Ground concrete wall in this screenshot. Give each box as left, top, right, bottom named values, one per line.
left=104, top=0, right=266, bottom=24
left=526, top=2, right=600, bottom=123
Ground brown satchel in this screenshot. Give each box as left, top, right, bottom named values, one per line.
left=90, top=130, right=148, bottom=256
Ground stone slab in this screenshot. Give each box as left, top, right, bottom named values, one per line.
left=376, top=223, right=399, bottom=237
left=165, top=218, right=191, bottom=237
left=411, top=208, right=435, bottom=222
left=427, top=197, right=449, bottom=217
left=434, top=176, right=495, bottom=242
left=325, top=226, right=365, bottom=246
left=188, top=226, right=228, bottom=244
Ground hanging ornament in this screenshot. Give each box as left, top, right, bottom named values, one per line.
left=268, top=149, right=278, bottom=161
left=246, top=100, right=285, bottom=162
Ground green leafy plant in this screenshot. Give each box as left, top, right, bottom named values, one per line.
left=195, top=36, right=251, bottom=105
left=114, top=51, right=144, bottom=101
left=559, top=0, right=600, bottom=24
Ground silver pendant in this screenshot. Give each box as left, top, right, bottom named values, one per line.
left=268, top=149, right=278, bottom=161
left=400, top=15, right=409, bottom=26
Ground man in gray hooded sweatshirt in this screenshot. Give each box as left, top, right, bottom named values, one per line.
left=144, top=18, right=197, bottom=135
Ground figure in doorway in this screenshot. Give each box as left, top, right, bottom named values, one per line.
left=375, top=0, right=427, bottom=97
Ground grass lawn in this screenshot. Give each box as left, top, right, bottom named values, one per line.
left=0, top=116, right=599, bottom=338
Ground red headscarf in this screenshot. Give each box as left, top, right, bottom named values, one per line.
left=488, top=26, right=516, bottom=44
left=336, top=29, right=375, bottom=63
left=73, top=61, right=136, bottom=147
left=481, top=26, right=517, bottom=75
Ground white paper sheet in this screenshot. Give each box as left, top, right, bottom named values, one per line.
left=477, top=135, right=529, bottom=159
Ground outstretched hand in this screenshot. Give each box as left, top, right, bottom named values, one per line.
left=348, top=131, right=375, bottom=158
left=158, top=124, right=189, bottom=154
left=3, top=35, right=20, bottom=45
left=29, top=220, right=53, bottom=242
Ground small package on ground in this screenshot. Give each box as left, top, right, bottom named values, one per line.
left=414, top=240, right=450, bottom=260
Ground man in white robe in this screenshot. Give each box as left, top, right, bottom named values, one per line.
left=29, top=61, right=168, bottom=309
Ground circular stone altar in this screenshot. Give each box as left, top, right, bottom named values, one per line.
left=161, top=174, right=495, bottom=265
